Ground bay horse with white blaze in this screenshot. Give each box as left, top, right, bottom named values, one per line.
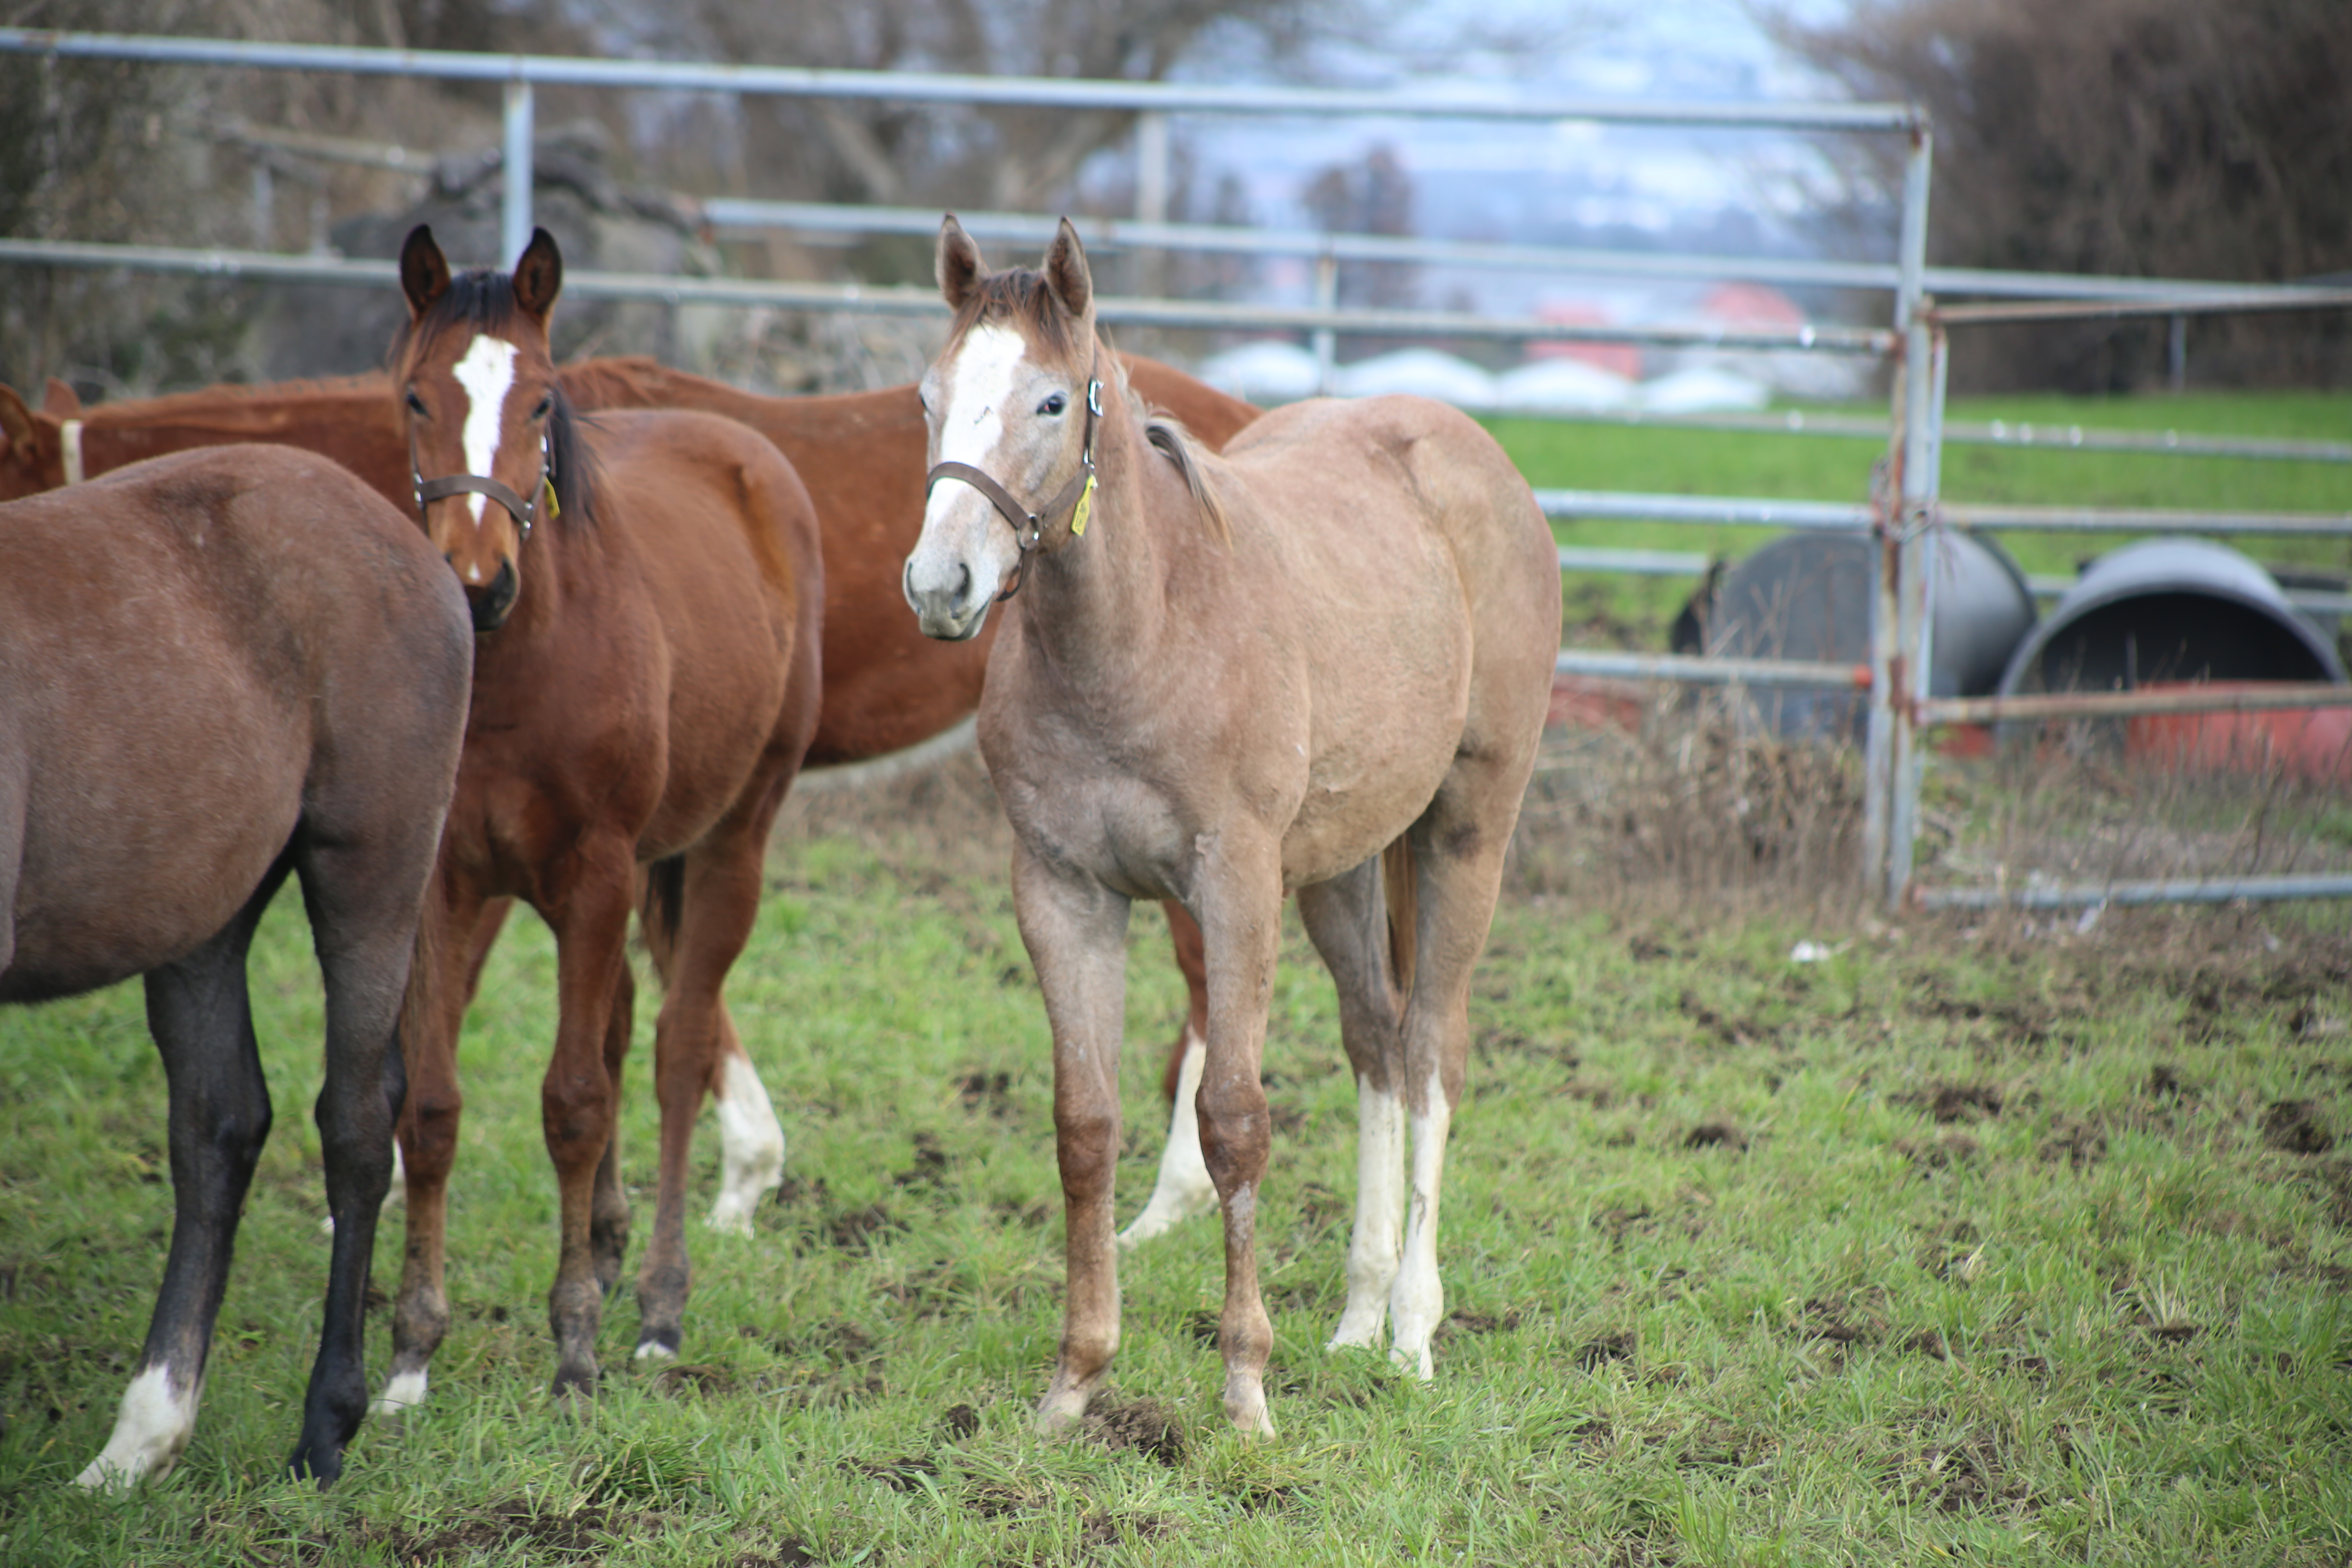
left=382, top=225, right=824, bottom=1408
left=905, top=218, right=1560, bottom=1434
left=0, top=445, right=472, bottom=1486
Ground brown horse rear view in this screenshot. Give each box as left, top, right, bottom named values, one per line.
left=380, top=225, right=824, bottom=1410
left=904, top=217, right=1560, bottom=1438
left=0, top=445, right=473, bottom=1486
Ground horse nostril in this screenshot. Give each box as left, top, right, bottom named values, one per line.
left=955, top=561, right=972, bottom=609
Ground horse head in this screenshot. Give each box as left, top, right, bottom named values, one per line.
left=0, top=383, right=67, bottom=501
left=393, top=223, right=573, bottom=633
left=903, top=214, right=1104, bottom=642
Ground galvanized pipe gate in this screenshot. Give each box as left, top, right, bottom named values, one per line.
left=3, top=28, right=2348, bottom=912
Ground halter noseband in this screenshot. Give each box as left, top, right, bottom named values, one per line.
left=924, top=361, right=1101, bottom=604
left=410, top=422, right=553, bottom=540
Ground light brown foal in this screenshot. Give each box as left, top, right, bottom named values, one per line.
left=904, top=217, right=1559, bottom=1435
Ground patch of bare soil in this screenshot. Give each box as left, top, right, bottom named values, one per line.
left=1895, top=1082, right=2005, bottom=1124
left=1683, top=1121, right=1748, bottom=1152
left=354, top=1500, right=628, bottom=1563
left=2037, top=1117, right=2109, bottom=1169
left=1907, top=1432, right=2031, bottom=1513
left=1084, top=1394, right=1188, bottom=1465
left=651, top=1363, right=733, bottom=1399
left=956, top=1070, right=1014, bottom=1116
left=844, top=1454, right=938, bottom=1492
left=937, top=1402, right=982, bottom=1442
left=2262, top=1099, right=2336, bottom=1156
left=1577, top=1331, right=1637, bottom=1370
left=1893, top=1132, right=1982, bottom=1169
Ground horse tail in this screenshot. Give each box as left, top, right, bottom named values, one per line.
left=1381, top=837, right=1418, bottom=1004
left=641, top=854, right=687, bottom=980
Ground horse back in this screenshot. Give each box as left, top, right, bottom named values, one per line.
left=0, top=445, right=470, bottom=1001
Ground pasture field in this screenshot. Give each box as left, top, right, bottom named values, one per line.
left=1, top=748, right=2348, bottom=1567
left=2, top=390, right=2349, bottom=1566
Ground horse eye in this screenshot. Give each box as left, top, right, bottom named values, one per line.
left=532, top=396, right=553, bottom=420
left=405, top=389, right=427, bottom=416
left=1039, top=393, right=1067, bottom=417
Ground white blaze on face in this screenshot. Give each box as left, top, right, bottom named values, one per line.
left=76, top=1362, right=202, bottom=1490
left=452, top=334, right=520, bottom=528
left=907, top=324, right=1033, bottom=611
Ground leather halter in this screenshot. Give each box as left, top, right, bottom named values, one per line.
left=924, top=361, right=1101, bottom=604
left=409, top=421, right=551, bottom=540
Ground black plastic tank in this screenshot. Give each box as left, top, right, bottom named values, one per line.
left=1996, top=537, right=2347, bottom=697
left=1673, top=529, right=2039, bottom=742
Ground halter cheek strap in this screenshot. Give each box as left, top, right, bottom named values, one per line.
left=924, top=362, right=1102, bottom=604
left=410, top=424, right=552, bottom=539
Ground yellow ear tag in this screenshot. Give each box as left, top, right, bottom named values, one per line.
left=1071, top=472, right=1096, bottom=537
left=542, top=476, right=560, bottom=519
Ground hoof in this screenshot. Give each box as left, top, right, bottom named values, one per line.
left=1033, top=1387, right=1092, bottom=1437
left=1221, top=1375, right=1277, bottom=1438
left=549, top=1368, right=601, bottom=1409
left=633, top=1336, right=679, bottom=1362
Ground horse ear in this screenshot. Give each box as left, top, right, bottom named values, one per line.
left=41, top=377, right=83, bottom=416
left=0, top=383, right=33, bottom=448
left=1042, top=218, right=1093, bottom=321
left=512, top=227, right=564, bottom=324
left=400, top=225, right=452, bottom=321
left=937, top=214, right=986, bottom=313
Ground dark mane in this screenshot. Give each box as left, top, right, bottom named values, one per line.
left=948, top=267, right=1079, bottom=361
left=390, top=268, right=601, bottom=529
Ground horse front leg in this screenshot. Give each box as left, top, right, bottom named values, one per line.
left=1011, top=846, right=1131, bottom=1434
left=540, top=842, right=637, bottom=1401
left=79, top=864, right=288, bottom=1489
left=1192, top=844, right=1284, bottom=1437
left=377, top=880, right=495, bottom=1420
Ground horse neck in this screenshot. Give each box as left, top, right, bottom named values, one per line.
left=83, top=378, right=395, bottom=484
left=1013, top=374, right=1178, bottom=683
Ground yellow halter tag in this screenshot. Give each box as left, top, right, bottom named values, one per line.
left=542, top=476, right=560, bottom=519
left=1070, top=472, right=1096, bottom=537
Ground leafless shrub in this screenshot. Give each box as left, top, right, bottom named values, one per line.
left=1771, top=0, right=2352, bottom=392
left=1506, top=693, right=1868, bottom=916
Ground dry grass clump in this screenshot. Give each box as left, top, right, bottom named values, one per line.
left=1508, top=692, right=1866, bottom=917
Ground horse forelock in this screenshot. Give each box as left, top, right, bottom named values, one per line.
left=392, top=267, right=599, bottom=529
left=947, top=267, right=1080, bottom=367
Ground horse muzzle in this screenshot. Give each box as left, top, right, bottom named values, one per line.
left=464, top=556, right=519, bottom=632
left=903, top=554, right=992, bottom=642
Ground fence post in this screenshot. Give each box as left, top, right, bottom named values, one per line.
left=1312, top=246, right=1338, bottom=394
left=1134, top=110, right=1169, bottom=298
left=502, top=72, right=534, bottom=268
left=1864, top=117, right=1933, bottom=900
left=1883, top=120, right=1938, bottom=909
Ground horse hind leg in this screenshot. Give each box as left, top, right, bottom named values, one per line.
left=1119, top=904, right=1216, bottom=1247
left=286, top=819, right=447, bottom=1485
left=637, top=854, right=784, bottom=1241
left=1294, top=853, right=1410, bottom=1354
left=78, top=859, right=291, bottom=1490
left=630, top=834, right=775, bottom=1362
left=1386, top=757, right=1529, bottom=1381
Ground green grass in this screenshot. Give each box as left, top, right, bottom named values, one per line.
left=3, top=782, right=2349, bottom=1566
left=1494, top=390, right=2352, bottom=646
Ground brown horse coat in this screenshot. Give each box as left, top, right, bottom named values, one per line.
left=0, top=444, right=472, bottom=1486
left=380, top=225, right=824, bottom=1406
